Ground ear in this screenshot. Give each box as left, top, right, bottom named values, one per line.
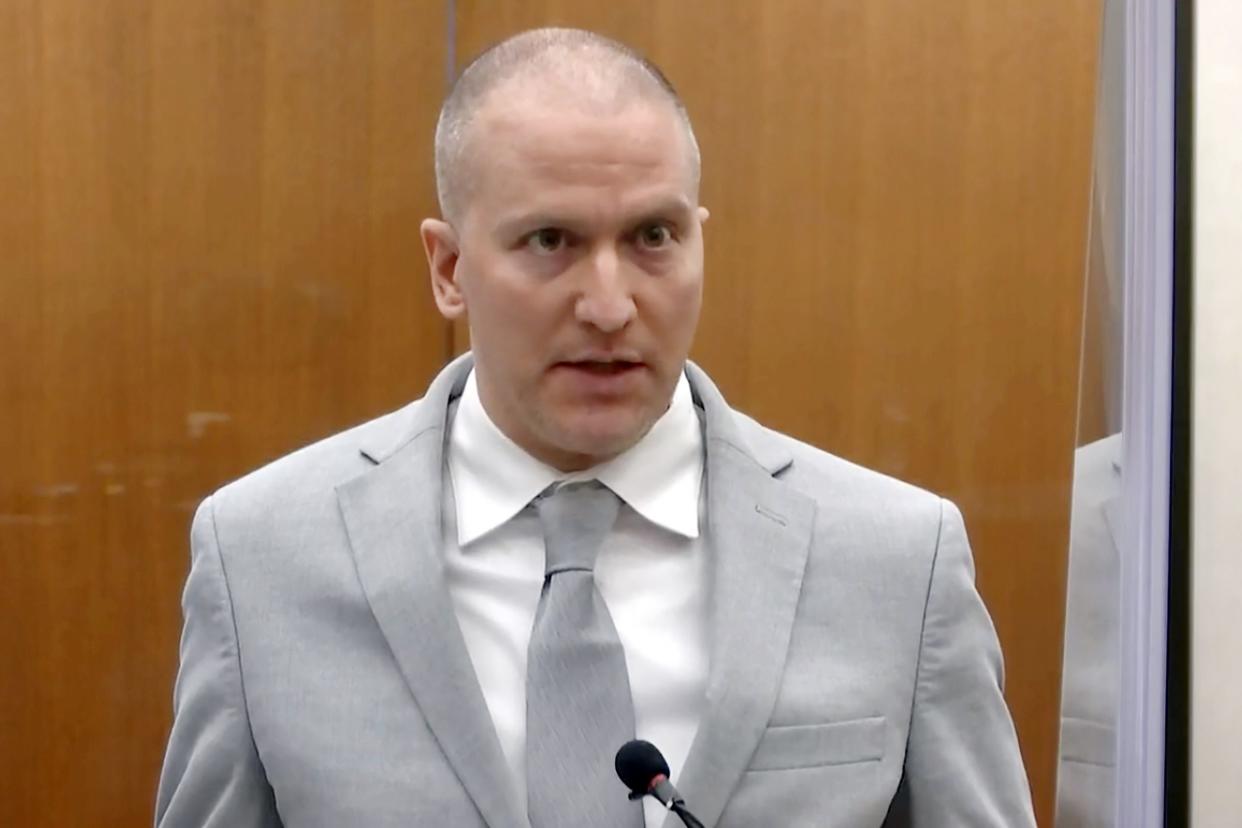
left=421, top=218, right=466, bottom=319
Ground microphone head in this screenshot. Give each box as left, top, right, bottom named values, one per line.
left=614, top=739, right=671, bottom=796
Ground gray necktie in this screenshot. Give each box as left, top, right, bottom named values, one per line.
left=526, top=481, right=644, bottom=828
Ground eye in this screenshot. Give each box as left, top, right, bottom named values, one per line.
left=525, top=228, right=567, bottom=255
left=635, top=222, right=674, bottom=250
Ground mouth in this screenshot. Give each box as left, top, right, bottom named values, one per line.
left=551, top=357, right=647, bottom=391
left=558, top=359, right=645, bottom=374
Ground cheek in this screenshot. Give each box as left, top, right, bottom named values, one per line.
left=461, top=256, right=567, bottom=351
left=641, top=273, right=703, bottom=340
left=460, top=252, right=517, bottom=320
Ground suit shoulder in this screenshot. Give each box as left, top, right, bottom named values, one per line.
left=207, top=399, right=424, bottom=518
left=734, top=411, right=946, bottom=522
left=729, top=411, right=959, bottom=590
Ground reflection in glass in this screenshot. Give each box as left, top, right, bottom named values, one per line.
left=1056, top=0, right=1124, bottom=824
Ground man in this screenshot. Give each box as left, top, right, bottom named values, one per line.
left=157, top=28, right=1035, bottom=828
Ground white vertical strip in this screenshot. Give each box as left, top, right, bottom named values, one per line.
left=1192, top=0, right=1242, bottom=824
left=1115, top=0, right=1174, bottom=824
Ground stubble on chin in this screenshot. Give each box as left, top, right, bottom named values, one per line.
left=532, top=399, right=660, bottom=466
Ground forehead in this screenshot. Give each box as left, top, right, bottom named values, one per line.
left=468, top=92, right=695, bottom=218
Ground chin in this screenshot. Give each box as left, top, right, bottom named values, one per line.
left=550, top=411, right=655, bottom=464
left=560, top=427, right=642, bottom=461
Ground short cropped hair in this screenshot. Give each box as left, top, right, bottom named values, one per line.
left=433, top=27, right=701, bottom=222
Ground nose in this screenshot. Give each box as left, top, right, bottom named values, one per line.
left=574, top=248, right=636, bottom=333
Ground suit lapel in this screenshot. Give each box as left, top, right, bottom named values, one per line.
left=336, top=355, right=528, bottom=828
left=669, top=365, right=817, bottom=828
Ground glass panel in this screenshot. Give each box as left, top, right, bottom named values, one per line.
left=1056, top=0, right=1125, bottom=823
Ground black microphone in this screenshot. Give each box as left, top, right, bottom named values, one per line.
left=614, top=740, right=706, bottom=828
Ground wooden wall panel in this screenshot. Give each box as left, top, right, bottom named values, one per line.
left=454, top=4, right=1099, bottom=825
left=0, top=2, right=448, bottom=825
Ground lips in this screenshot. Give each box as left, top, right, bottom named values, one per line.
left=563, top=360, right=642, bottom=374
left=551, top=358, right=646, bottom=392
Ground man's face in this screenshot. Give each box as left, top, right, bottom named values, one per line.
left=423, top=92, right=707, bottom=471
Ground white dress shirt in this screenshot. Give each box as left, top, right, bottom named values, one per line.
left=443, top=369, right=708, bottom=828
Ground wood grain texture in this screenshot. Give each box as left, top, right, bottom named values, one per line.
left=0, top=2, right=448, bottom=824
left=453, top=4, right=1100, bottom=824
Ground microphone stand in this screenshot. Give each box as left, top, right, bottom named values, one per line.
left=668, top=802, right=706, bottom=828
left=631, top=785, right=706, bottom=828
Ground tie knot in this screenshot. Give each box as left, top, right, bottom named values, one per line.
left=535, top=481, right=621, bottom=576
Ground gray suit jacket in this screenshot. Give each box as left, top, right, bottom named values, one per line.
left=156, top=355, right=1035, bottom=827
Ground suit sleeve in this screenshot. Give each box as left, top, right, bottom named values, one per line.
left=155, top=496, right=282, bottom=827
left=899, top=499, right=1036, bottom=827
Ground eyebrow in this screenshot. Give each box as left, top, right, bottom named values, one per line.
left=493, top=195, right=695, bottom=240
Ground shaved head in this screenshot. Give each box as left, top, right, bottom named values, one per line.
left=434, top=27, right=701, bottom=223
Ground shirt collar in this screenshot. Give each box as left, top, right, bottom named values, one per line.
left=448, top=368, right=703, bottom=547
